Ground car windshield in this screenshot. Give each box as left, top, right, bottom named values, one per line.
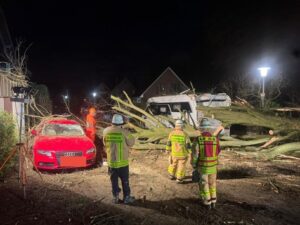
left=42, top=124, right=85, bottom=136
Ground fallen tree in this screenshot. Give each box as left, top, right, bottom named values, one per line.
left=197, top=104, right=300, bottom=131
left=197, top=103, right=300, bottom=154
left=106, top=93, right=300, bottom=159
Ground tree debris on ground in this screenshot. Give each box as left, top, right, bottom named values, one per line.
left=105, top=93, right=300, bottom=159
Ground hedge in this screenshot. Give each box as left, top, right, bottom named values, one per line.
left=0, top=111, right=17, bottom=177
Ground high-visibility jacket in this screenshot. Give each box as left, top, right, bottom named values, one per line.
left=194, top=132, right=220, bottom=174
left=103, top=126, right=135, bottom=168
left=86, top=114, right=96, bottom=141
left=166, top=128, right=191, bottom=158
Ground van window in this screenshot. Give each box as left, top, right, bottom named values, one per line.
left=170, top=102, right=191, bottom=113
left=148, top=104, right=171, bottom=115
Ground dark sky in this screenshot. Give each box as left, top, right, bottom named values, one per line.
left=2, top=0, right=300, bottom=105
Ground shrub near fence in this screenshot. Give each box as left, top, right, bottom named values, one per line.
left=0, top=111, right=17, bottom=177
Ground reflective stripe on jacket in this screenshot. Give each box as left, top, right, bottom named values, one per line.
left=166, top=128, right=191, bottom=158
left=103, top=126, right=135, bottom=168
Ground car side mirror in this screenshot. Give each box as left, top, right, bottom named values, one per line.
left=31, top=129, right=37, bottom=136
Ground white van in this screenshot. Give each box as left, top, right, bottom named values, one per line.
left=197, top=93, right=231, bottom=107
left=146, top=94, right=230, bottom=134
left=146, top=94, right=199, bottom=127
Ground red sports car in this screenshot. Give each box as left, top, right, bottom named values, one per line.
left=31, top=119, right=96, bottom=170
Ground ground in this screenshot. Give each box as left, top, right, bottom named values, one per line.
left=0, top=150, right=299, bottom=225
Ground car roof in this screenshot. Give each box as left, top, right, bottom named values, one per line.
left=147, top=94, right=196, bottom=103
left=46, top=119, right=79, bottom=125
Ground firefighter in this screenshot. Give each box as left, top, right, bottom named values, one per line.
left=166, top=120, right=192, bottom=183
left=193, top=119, right=222, bottom=209
left=192, top=124, right=224, bottom=183
left=86, top=107, right=97, bottom=142
left=103, top=114, right=135, bottom=204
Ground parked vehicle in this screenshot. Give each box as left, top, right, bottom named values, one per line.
left=196, top=93, right=231, bottom=107
left=146, top=94, right=230, bottom=134
left=146, top=94, right=198, bottom=126
left=31, top=119, right=96, bottom=170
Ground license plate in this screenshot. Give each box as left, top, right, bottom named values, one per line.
left=64, top=152, right=76, bottom=156
left=60, top=156, right=86, bottom=167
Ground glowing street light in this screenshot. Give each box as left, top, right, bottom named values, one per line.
left=258, top=67, right=270, bottom=108
left=64, top=95, right=69, bottom=100
left=92, top=92, right=97, bottom=105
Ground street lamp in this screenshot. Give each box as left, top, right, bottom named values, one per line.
left=92, top=92, right=97, bottom=105
left=258, top=67, right=270, bottom=108
left=62, top=94, right=70, bottom=111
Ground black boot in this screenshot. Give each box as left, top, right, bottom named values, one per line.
left=205, top=204, right=212, bottom=210
left=112, top=194, right=119, bottom=204
left=211, top=203, right=216, bottom=209
left=124, top=196, right=135, bottom=204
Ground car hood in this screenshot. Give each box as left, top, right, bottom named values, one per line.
left=34, top=136, right=94, bottom=151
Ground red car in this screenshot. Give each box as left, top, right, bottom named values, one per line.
left=31, top=119, right=96, bottom=170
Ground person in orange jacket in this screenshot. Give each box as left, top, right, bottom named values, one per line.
left=86, top=107, right=97, bottom=142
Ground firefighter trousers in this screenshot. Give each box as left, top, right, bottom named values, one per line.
left=168, top=156, right=188, bottom=180
left=108, top=166, right=131, bottom=198
left=198, top=172, right=217, bottom=205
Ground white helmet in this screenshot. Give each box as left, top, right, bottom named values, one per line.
left=175, top=119, right=184, bottom=128
left=112, top=114, right=124, bottom=125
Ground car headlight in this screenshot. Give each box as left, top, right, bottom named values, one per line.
left=37, top=150, right=52, bottom=157
left=86, top=148, right=96, bottom=154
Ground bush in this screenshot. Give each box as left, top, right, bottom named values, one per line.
left=0, top=111, right=17, bottom=177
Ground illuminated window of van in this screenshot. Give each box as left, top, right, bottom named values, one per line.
left=173, top=104, right=181, bottom=112
left=170, top=102, right=191, bottom=112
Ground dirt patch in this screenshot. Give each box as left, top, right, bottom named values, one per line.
left=0, top=150, right=299, bottom=225
left=218, top=166, right=258, bottom=179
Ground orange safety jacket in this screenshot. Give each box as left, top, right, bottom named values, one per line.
left=86, top=114, right=96, bottom=142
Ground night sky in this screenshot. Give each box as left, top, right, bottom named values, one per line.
left=2, top=0, right=300, bottom=108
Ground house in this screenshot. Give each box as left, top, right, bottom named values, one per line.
left=0, top=7, right=27, bottom=138
left=0, top=68, right=28, bottom=137
left=96, top=82, right=111, bottom=98
left=111, top=77, right=136, bottom=98
left=140, top=67, right=190, bottom=100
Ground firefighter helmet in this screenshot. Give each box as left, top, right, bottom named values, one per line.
left=175, top=120, right=184, bottom=128
left=112, top=114, right=124, bottom=125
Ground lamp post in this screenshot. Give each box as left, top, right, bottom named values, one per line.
left=62, top=91, right=69, bottom=110
left=92, top=92, right=97, bottom=105
left=258, top=67, right=270, bottom=108
left=11, top=86, right=31, bottom=200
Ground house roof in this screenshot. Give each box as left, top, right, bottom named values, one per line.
left=140, top=67, right=189, bottom=97
left=111, top=77, right=136, bottom=95
left=97, top=82, right=110, bottom=92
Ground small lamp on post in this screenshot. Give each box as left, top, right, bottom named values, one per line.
left=62, top=91, right=69, bottom=110
left=258, top=67, right=270, bottom=108
left=11, top=86, right=31, bottom=142
left=92, top=92, right=97, bottom=105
